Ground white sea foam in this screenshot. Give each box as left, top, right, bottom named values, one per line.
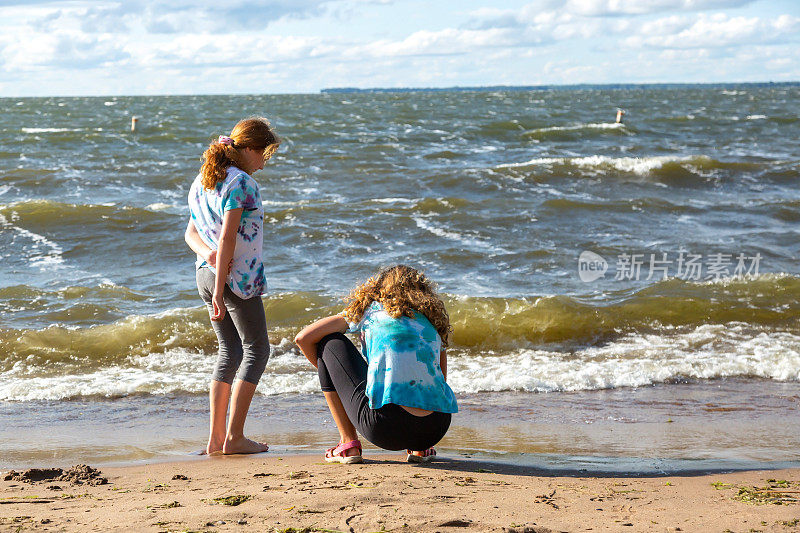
left=145, top=202, right=174, bottom=211
left=0, top=324, right=798, bottom=401
left=21, top=127, right=78, bottom=133
left=497, top=154, right=699, bottom=175
left=373, top=198, right=418, bottom=204
left=262, top=200, right=300, bottom=207
left=746, top=114, right=767, bottom=120
left=0, top=212, right=64, bottom=268
left=449, top=324, right=800, bottom=393
left=471, top=145, right=501, bottom=153
left=528, top=122, right=624, bottom=133
left=412, top=216, right=492, bottom=249
left=0, top=343, right=318, bottom=401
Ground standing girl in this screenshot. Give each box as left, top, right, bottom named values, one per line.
left=294, top=265, right=457, bottom=463
left=184, top=117, right=280, bottom=455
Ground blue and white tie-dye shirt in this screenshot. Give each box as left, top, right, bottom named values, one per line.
left=347, top=301, right=458, bottom=414
left=188, top=166, right=265, bottom=299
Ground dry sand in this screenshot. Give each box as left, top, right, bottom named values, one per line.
left=1, top=454, right=798, bottom=532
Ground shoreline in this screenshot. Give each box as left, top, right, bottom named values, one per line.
left=3, top=382, right=799, bottom=472
left=1, top=454, right=798, bottom=532
left=7, top=448, right=800, bottom=479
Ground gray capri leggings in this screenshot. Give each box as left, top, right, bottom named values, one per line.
left=196, top=267, right=270, bottom=385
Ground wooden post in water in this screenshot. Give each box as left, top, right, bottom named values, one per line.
left=131, top=116, right=139, bottom=132
left=615, top=109, right=625, bottom=124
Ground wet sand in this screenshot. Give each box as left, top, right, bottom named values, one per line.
left=3, top=381, right=799, bottom=471
left=1, top=454, right=798, bottom=532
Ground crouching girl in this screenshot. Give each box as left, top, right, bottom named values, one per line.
left=294, top=265, right=457, bottom=463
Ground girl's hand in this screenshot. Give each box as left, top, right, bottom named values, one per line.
left=206, top=249, right=217, bottom=269
left=294, top=315, right=349, bottom=368
left=205, top=250, right=233, bottom=275
left=211, top=290, right=226, bottom=321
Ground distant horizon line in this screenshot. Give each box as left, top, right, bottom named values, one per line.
left=321, top=81, right=800, bottom=93
left=2, top=80, right=798, bottom=99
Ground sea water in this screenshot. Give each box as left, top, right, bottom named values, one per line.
left=1, top=85, right=799, bottom=471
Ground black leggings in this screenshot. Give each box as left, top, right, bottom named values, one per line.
left=317, top=333, right=451, bottom=451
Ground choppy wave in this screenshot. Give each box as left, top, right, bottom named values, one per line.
left=20, top=127, right=106, bottom=135
left=533, top=122, right=624, bottom=133
left=0, top=199, right=175, bottom=223
left=451, top=324, right=800, bottom=393
left=4, top=275, right=800, bottom=366
left=0, top=200, right=178, bottom=273
left=0, top=341, right=319, bottom=401
left=498, top=154, right=699, bottom=173
left=0, top=292, right=333, bottom=372
left=262, top=196, right=473, bottom=224
left=412, top=216, right=492, bottom=249
left=1, top=275, right=800, bottom=400
left=2, top=323, right=798, bottom=401
left=542, top=196, right=800, bottom=218
left=540, top=196, right=699, bottom=214
left=450, top=274, right=800, bottom=348
left=494, top=154, right=777, bottom=185
left=522, top=122, right=628, bottom=141
left=20, top=127, right=80, bottom=133
left=0, top=211, right=64, bottom=268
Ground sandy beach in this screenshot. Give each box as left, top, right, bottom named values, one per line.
left=1, top=454, right=798, bottom=532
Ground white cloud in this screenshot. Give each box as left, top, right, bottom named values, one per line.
left=558, top=0, right=754, bottom=16
left=351, top=28, right=521, bottom=58
left=468, top=0, right=755, bottom=23
left=624, top=13, right=800, bottom=49
left=29, top=0, right=335, bottom=34
left=2, top=31, right=130, bottom=71
left=128, top=34, right=329, bottom=69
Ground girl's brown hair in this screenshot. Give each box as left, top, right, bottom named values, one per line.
left=199, top=117, right=280, bottom=190
left=342, top=265, right=452, bottom=348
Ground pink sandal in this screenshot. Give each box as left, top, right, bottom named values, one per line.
left=406, top=447, right=436, bottom=463
left=325, top=439, right=363, bottom=464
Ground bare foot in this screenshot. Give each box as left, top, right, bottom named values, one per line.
left=222, top=436, right=269, bottom=455
left=205, top=436, right=224, bottom=456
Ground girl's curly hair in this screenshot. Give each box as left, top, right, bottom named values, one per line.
left=342, top=265, right=451, bottom=348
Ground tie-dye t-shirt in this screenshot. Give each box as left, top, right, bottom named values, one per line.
left=347, top=302, right=458, bottom=414
left=188, top=166, right=265, bottom=299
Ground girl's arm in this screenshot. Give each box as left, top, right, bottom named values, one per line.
left=294, top=315, right=348, bottom=368
left=210, top=208, right=243, bottom=321
left=440, top=348, right=447, bottom=381
left=184, top=220, right=216, bottom=268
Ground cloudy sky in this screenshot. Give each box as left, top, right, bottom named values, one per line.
left=1, top=0, right=798, bottom=97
